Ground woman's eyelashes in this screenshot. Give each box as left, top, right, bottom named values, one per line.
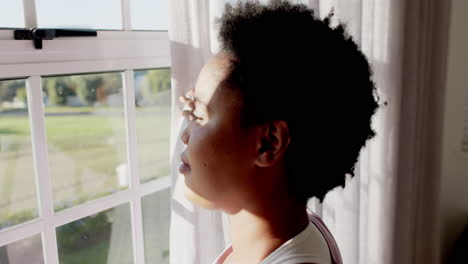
left=180, top=95, right=204, bottom=122
left=191, top=109, right=203, bottom=120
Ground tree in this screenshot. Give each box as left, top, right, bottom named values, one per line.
left=0, top=80, right=25, bottom=103
left=146, top=69, right=171, bottom=94
left=139, top=69, right=171, bottom=106
left=74, top=73, right=122, bottom=106
left=74, top=76, right=99, bottom=105
left=15, top=87, right=27, bottom=104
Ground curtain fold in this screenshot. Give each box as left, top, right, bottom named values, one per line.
left=169, top=1, right=228, bottom=263
left=168, top=0, right=438, bottom=263
left=310, top=1, right=404, bottom=263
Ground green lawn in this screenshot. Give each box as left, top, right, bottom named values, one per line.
left=1, top=72, right=171, bottom=263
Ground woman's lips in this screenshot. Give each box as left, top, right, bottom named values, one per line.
left=180, top=152, right=191, bottom=175
left=179, top=162, right=191, bottom=175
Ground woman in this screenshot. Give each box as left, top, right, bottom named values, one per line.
left=179, top=1, right=380, bottom=263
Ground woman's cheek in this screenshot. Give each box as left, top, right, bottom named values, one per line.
left=189, top=126, right=213, bottom=171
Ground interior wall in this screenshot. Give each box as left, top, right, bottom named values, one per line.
left=439, top=0, right=468, bottom=261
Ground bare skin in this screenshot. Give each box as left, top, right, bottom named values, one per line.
left=179, top=52, right=310, bottom=264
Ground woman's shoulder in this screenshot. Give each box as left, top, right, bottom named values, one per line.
left=259, top=220, right=332, bottom=264
left=306, top=210, right=343, bottom=264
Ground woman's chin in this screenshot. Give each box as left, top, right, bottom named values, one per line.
left=183, top=185, right=217, bottom=210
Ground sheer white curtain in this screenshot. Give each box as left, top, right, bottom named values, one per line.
left=169, top=2, right=229, bottom=263
left=304, top=1, right=402, bottom=263
left=168, top=0, right=447, bottom=264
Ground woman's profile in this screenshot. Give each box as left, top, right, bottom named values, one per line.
left=178, top=1, right=380, bottom=263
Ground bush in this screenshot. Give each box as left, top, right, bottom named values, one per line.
left=56, top=212, right=111, bottom=251
left=0, top=209, right=36, bottom=230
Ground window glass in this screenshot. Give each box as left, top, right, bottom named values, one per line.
left=42, top=73, right=128, bottom=211
left=134, top=69, right=171, bottom=183
left=0, top=0, right=25, bottom=28
left=36, top=0, right=122, bottom=30
left=0, top=79, right=39, bottom=230
left=56, top=203, right=134, bottom=264
left=130, top=0, right=169, bottom=30
left=0, top=235, right=44, bottom=264
left=142, top=189, right=170, bottom=263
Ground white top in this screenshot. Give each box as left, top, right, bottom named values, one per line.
left=213, top=221, right=332, bottom=264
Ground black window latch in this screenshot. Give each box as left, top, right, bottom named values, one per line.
left=14, top=28, right=98, bottom=49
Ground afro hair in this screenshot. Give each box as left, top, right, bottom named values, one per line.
left=217, top=0, right=380, bottom=202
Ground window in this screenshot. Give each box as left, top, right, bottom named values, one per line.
left=0, top=0, right=25, bottom=28
left=0, top=1, right=171, bottom=263
left=0, top=79, right=38, bottom=230
left=42, top=72, right=128, bottom=211
left=134, top=69, right=171, bottom=183
left=36, top=0, right=123, bottom=30
left=56, top=203, right=133, bottom=263
left=130, top=0, right=169, bottom=30
left=0, top=234, right=44, bottom=263
left=141, top=188, right=170, bottom=263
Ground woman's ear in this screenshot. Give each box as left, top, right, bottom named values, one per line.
left=255, top=120, right=291, bottom=167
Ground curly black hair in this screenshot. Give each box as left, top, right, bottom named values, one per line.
left=217, top=0, right=380, bottom=203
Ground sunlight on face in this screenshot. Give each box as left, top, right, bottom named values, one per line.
left=181, top=53, right=254, bottom=212
left=193, top=53, right=234, bottom=108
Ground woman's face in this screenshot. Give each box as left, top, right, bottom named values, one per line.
left=180, top=53, right=258, bottom=211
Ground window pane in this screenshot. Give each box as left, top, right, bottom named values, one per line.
left=0, top=235, right=44, bottom=264
left=0, top=79, right=39, bottom=230
left=36, top=0, right=122, bottom=30
left=42, top=73, right=127, bottom=211
left=142, top=188, right=170, bottom=264
left=0, top=0, right=25, bottom=28
left=130, top=0, right=169, bottom=30
left=134, top=69, right=171, bottom=183
left=56, top=203, right=133, bottom=264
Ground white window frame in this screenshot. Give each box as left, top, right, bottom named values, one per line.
left=0, top=0, right=171, bottom=264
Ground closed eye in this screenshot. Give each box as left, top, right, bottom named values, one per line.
left=182, top=109, right=203, bottom=121
left=192, top=109, right=203, bottom=120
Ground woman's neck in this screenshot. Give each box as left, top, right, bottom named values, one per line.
left=226, top=194, right=309, bottom=263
